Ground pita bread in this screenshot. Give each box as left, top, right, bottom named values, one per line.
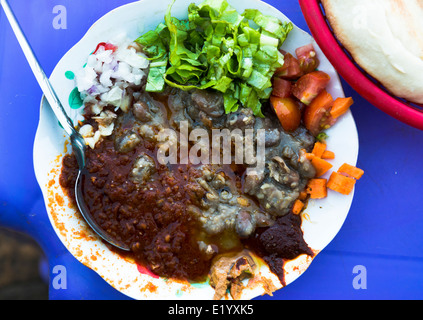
left=322, top=0, right=423, bottom=104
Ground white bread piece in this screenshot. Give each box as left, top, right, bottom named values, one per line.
left=322, top=0, right=423, bottom=104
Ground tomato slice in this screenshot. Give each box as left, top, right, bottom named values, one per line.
left=93, top=42, right=117, bottom=54
left=271, top=77, right=292, bottom=98
left=292, top=71, right=331, bottom=105
left=303, top=89, right=336, bottom=136
left=270, top=96, right=302, bottom=132
left=274, top=52, right=303, bottom=80
left=295, top=44, right=320, bottom=74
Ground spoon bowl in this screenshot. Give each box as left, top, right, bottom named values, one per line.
left=74, top=168, right=131, bottom=251
left=71, top=132, right=131, bottom=251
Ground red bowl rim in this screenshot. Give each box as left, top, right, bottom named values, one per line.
left=298, top=0, right=423, bottom=130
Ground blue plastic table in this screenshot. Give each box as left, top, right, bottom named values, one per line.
left=1, top=0, right=423, bottom=300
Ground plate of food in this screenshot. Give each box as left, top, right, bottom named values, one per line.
left=33, top=0, right=362, bottom=300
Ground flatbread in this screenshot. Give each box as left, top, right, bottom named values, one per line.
left=322, top=0, right=423, bottom=104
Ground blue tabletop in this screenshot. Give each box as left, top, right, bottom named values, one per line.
left=1, top=0, right=423, bottom=300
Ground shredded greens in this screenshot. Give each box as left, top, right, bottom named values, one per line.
left=136, top=0, right=293, bottom=116
left=316, top=131, right=329, bottom=142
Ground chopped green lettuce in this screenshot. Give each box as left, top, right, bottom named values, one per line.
left=135, top=0, right=293, bottom=116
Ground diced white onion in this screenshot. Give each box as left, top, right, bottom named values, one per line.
left=98, top=122, right=115, bottom=137
left=79, top=124, right=94, bottom=138
left=100, top=86, right=123, bottom=106
left=74, top=34, right=150, bottom=146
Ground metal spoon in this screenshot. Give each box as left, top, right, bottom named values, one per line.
left=1, top=0, right=130, bottom=251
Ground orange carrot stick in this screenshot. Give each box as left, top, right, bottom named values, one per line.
left=299, top=190, right=308, bottom=201
left=292, top=199, right=305, bottom=215
left=312, top=141, right=327, bottom=158
left=327, top=171, right=356, bottom=195
left=306, top=178, right=328, bottom=199
left=338, top=163, right=364, bottom=180
left=310, top=157, right=333, bottom=177
left=330, top=97, right=354, bottom=118
left=321, top=150, right=335, bottom=159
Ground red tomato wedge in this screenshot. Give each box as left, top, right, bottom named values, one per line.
left=295, top=44, right=315, bottom=59
left=274, top=52, right=303, bottom=80
left=271, top=77, right=292, bottom=98
left=93, top=42, right=118, bottom=54
left=292, top=71, right=331, bottom=105
left=303, top=89, right=335, bottom=136
left=270, top=96, right=302, bottom=132
left=295, top=44, right=320, bottom=74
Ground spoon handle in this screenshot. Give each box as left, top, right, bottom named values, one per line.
left=1, top=0, right=76, bottom=138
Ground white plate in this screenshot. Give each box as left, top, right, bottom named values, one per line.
left=33, top=0, right=359, bottom=300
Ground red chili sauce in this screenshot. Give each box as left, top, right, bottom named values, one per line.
left=59, top=89, right=314, bottom=284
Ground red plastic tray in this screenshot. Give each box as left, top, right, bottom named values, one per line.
left=299, top=0, right=423, bottom=130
